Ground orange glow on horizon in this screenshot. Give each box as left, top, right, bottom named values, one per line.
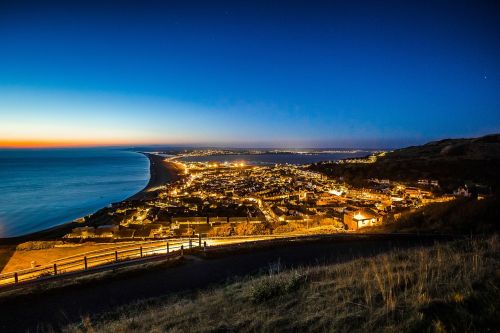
left=0, top=138, right=147, bottom=149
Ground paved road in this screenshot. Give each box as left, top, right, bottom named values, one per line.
left=0, top=236, right=293, bottom=286
left=0, top=234, right=449, bottom=332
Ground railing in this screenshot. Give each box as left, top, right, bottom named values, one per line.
left=0, top=233, right=451, bottom=289
left=0, top=236, right=205, bottom=288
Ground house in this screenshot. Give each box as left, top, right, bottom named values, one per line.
left=171, top=217, right=210, bottom=234
left=317, top=193, right=340, bottom=206
left=343, top=209, right=382, bottom=231
left=418, top=179, right=430, bottom=186
left=270, top=206, right=287, bottom=221
left=405, top=187, right=422, bottom=199
left=228, top=217, right=248, bottom=224
left=171, top=217, right=208, bottom=224
left=248, top=216, right=266, bottom=224
left=209, top=216, right=228, bottom=226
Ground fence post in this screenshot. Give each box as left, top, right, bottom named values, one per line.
left=14, top=272, right=18, bottom=284
left=53, top=263, right=57, bottom=275
left=189, top=238, right=192, bottom=249
left=198, top=233, right=202, bottom=247
left=140, top=246, right=143, bottom=258
left=115, top=250, right=118, bottom=262
left=167, top=242, right=169, bottom=254
left=84, top=256, right=88, bottom=270
left=181, top=245, right=184, bottom=256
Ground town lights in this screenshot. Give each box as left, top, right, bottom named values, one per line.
left=353, top=212, right=365, bottom=220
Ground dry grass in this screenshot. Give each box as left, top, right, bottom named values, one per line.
left=0, top=245, right=16, bottom=272
left=16, top=241, right=64, bottom=251
left=64, top=236, right=500, bottom=333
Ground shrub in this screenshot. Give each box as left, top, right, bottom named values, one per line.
left=16, top=241, right=63, bottom=251
left=234, top=222, right=268, bottom=236
left=273, top=222, right=304, bottom=234
left=208, top=223, right=233, bottom=237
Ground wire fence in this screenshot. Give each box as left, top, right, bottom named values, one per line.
left=0, top=236, right=205, bottom=287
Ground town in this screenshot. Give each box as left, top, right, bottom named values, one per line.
left=65, top=153, right=455, bottom=241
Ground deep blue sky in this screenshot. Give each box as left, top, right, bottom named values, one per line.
left=1, top=0, right=499, bottom=148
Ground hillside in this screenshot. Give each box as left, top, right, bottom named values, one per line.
left=365, top=195, right=500, bottom=234
left=64, top=236, right=499, bottom=333
left=310, top=134, right=500, bottom=192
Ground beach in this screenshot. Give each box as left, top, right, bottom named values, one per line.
left=127, top=153, right=184, bottom=200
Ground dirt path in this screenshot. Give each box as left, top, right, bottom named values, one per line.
left=0, top=235, right=449, bottom=332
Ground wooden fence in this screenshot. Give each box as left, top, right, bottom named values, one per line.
left=0, top=236, right=205, bottom=287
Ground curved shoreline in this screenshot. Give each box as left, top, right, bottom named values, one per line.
left=127, top=153, right=183, bottom=201
left=0, top=153, right=183, bottom=244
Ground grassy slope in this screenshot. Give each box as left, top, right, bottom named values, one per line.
left=65, top=236, right=499, bottom=333
left=366, top=196, right=500, bottom=235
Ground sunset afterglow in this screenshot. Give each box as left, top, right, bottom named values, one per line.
left=1, top=1, right=499, bottom=148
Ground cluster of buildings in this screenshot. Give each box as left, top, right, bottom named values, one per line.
left=336, top=151, right=387, bottom=164
left=65, top=157, right=453, bottom=241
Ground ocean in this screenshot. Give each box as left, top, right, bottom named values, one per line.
left=178, top=151, right=372, bottom=165
left=0, top=149, right=149, bottom=238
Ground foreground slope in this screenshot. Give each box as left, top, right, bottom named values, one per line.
left=65, top=236, right=499, bottom=333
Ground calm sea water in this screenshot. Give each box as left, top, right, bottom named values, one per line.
left=179, top=151, right=372, bottom=165
left=0, top=149, right=149, bottom=237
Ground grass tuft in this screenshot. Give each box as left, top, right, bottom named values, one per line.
left=247, top=262, right=307, bottom=303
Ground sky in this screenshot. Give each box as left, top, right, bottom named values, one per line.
left=1, top=0, right=499, bottom=148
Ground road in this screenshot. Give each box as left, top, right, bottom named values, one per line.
left=0, top=234, right=450, bottom=332
left=0, top=236, right=294, bottom=286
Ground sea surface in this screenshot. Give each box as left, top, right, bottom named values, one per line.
left=179, top=151, right=372, bottom=165
left=0, top=149, right=149, bottom=238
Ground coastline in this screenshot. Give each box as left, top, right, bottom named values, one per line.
left=0, top=153, right=183, bottom=244
left=127, top=153, right=183, bottom=201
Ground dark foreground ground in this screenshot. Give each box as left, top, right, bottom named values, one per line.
left=0, top=234, right=453, bottom=332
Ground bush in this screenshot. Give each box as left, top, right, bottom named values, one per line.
left=208, top=223, right=233, bottom=237
left=16, top=241, right=63, bottom=251
left=234, top=223, right=268, bottom=236
left=273, top=222, right=304, bottom=234
left=181, top=227, right=195, bottom=237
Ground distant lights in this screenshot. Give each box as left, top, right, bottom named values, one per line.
left=353, top=212, right=365, bottom=220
